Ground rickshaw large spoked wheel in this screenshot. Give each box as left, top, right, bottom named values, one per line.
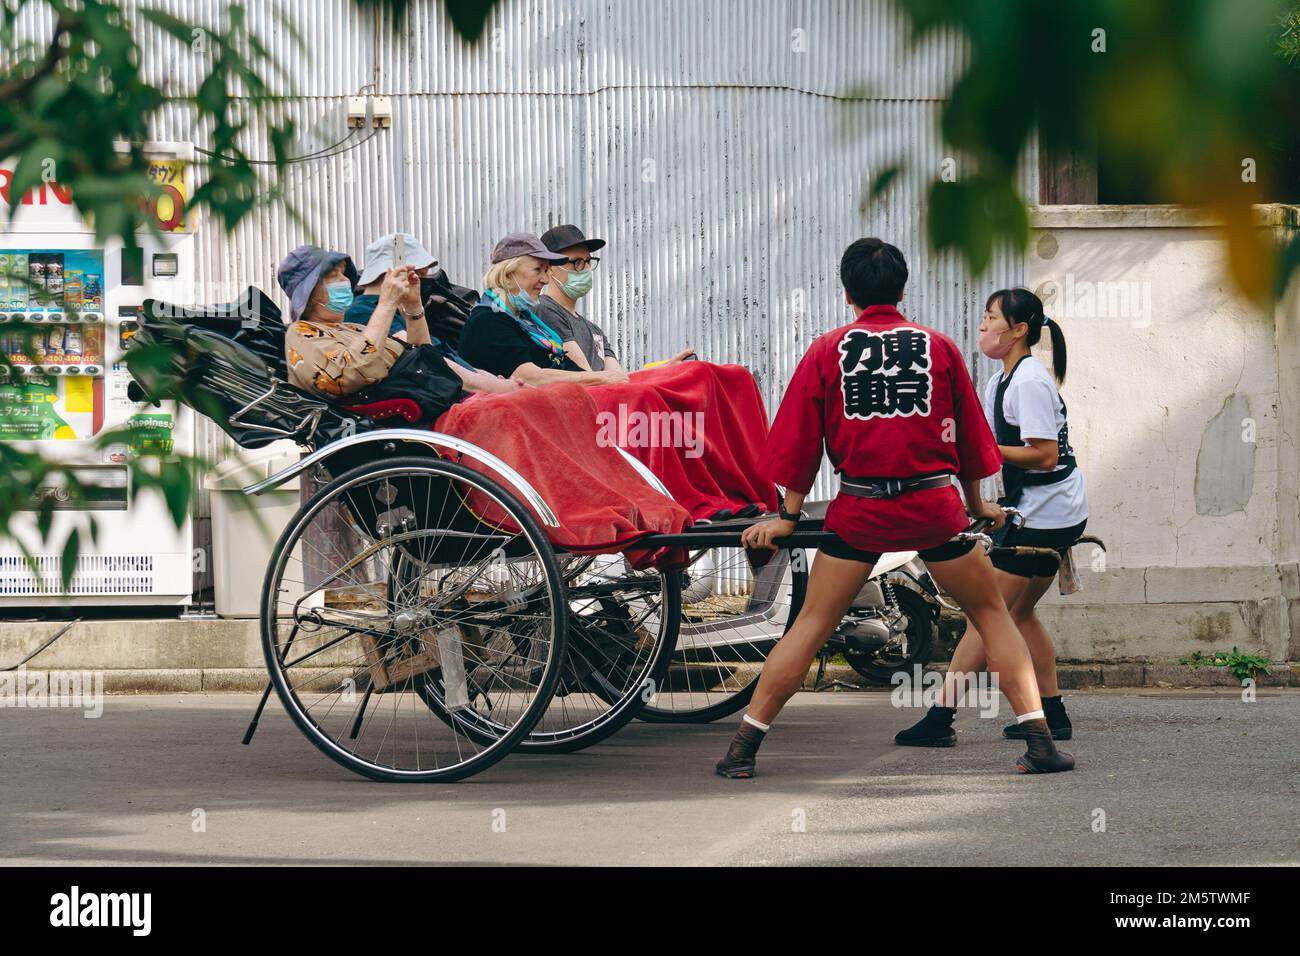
left=261, top=455, right=567, bottom=782
left=416, top=553, right=681, bottom=753
left=638, top=545, right=807, bottom=723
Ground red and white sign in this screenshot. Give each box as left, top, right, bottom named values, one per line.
left=0, top=159, right=191, bottom=233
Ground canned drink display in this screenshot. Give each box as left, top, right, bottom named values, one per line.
left=29, top=328, right=47, bottom=362
left=82, top=325, right=103, bottom=364
left=9, top=254, right=27, bottom=309
left=83, top=272, right=102, bottom=309
left=45, top=254, right=63, bottom=306
left=6, top=329, right=29, bottom=365
left=44, top=324, right=65, bottom=357
left=64, top=270, right=83, bottom=310
left=62, top=325, right=82, bottom=358
left=29, top=256, right=46, bottom=306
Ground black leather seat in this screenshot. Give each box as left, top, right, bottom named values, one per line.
left=129, top=288, right=366, bottom=450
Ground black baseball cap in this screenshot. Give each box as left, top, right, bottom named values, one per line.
left=541, top=224, right=606, bottom=254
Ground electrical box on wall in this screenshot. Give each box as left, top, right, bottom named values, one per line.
left=346, top=96, right=368, bottom=128
left=371, top=96, right=392, bottom=128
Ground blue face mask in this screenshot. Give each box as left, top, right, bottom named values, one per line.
left=324, top=281, right=354, bottom=314
left=508, top=289, right=538, bottom=312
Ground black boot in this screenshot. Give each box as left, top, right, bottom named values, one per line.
left=1003, top=695, right=1072, bottom=740
left=715, top=721, right=766, bottom=778
left=894, top=705, right=957, bottom=747
left=1015, top=718, right=1075, bottom=774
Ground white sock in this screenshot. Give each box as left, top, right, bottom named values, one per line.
left=742, top=713, right=770, bottom=733
left=1016, top=710, right=1045, bottom=723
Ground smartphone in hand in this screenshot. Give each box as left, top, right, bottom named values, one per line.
left=392, top=233, right=407, bottom=269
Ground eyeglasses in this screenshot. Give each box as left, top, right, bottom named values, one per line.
left=560, top=257, right=600, bottom=272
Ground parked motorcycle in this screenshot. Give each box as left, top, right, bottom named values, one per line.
left=815, top=549, right=946, bottom=687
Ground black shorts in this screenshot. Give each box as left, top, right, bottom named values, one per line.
left=990, top=519, right=1087, bottom=579
left=819, top=532, right=977, bottom=565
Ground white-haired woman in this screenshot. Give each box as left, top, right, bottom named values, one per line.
left=458, top=233, right=630, bottom=387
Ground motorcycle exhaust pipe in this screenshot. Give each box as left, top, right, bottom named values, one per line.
left=837, top=618, right=894, bottom=651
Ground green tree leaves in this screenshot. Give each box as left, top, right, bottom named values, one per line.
left=897, top=0, right=1300, bottom=297
left=0, top=0, right=502, bottom=593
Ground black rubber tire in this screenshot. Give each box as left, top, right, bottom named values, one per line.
left=260, top=456, right=567, bottom=782
left=842, top=583, right=937, bottom=685
left=517, top=569, right=681, bottom=752
left=421, top=570, right=681, bottom=753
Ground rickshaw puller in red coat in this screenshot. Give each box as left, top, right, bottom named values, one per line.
left=718, top=239, right=1075, bottom=777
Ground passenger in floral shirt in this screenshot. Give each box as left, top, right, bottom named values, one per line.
left=277, top=245, right=412, bottom=397
left=285, top=316, right=405, bottom=398
left=277, top=244, right=525, bottom=398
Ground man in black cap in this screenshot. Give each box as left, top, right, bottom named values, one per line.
left=539, top=224, right=696, bottom=372
left=536, top=224, right=626, bottom=375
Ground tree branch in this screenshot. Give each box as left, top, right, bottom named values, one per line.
left=0, top=14, right=72, bottom=103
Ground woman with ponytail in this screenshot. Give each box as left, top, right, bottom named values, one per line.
left=895, top=288, right=1088, bottom=748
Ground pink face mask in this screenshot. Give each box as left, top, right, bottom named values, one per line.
left=979, top=325, right=1015, bottom=360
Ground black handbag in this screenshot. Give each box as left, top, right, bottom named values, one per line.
left=351, top=342, right=467, bottom=423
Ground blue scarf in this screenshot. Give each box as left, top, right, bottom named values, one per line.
left=484, top=289, right=566, bottom=367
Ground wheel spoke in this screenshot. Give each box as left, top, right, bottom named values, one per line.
left=263, top=458, right=567, bottom=781
left=639, top=547, right=805, bottom=723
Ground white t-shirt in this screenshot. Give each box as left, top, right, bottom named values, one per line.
left=981, top=355, right=1088, bottom=529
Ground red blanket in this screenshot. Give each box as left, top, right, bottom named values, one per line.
left=588, top=362, right=779, bottom=520
left=434, top=383, right=692, bottom=567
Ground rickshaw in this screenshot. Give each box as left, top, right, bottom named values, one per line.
left=128, top=289, right=1100, bottom=782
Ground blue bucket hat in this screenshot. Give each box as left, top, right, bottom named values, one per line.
left=277, top=245, right=359, bottom=321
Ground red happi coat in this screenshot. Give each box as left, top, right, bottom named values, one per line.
left=756, top=305, right=1002, bottom=553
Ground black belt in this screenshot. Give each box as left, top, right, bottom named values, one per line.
left=839, top=473, right=953, bottom=500
left=1020, top=457, right=1078, bottom=487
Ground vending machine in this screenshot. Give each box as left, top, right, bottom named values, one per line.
left=0, top=142, right=196, bottom=607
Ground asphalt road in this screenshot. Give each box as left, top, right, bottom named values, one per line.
left=1, top=690, right=1296, bottom=866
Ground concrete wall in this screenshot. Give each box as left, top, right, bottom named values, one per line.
left=1026, top=205, right=1300, bottom=662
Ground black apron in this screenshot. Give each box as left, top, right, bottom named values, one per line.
left=993, top=355, right=1077, bottom=509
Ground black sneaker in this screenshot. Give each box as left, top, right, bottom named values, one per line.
left=1003, top=721, right=1072, bottom=740
left=1015, top=749, right=1076, bottom=773
left=1003, top=696, right=1073, bottom=740
left=1015, top=718, right=1075, bottom=773
left=894, top=706, right=957, bottom=747
left=715, top=722, right=766, bottom=778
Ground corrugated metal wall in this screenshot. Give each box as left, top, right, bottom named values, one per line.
left=18, top=0, right=1035, bottom=499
